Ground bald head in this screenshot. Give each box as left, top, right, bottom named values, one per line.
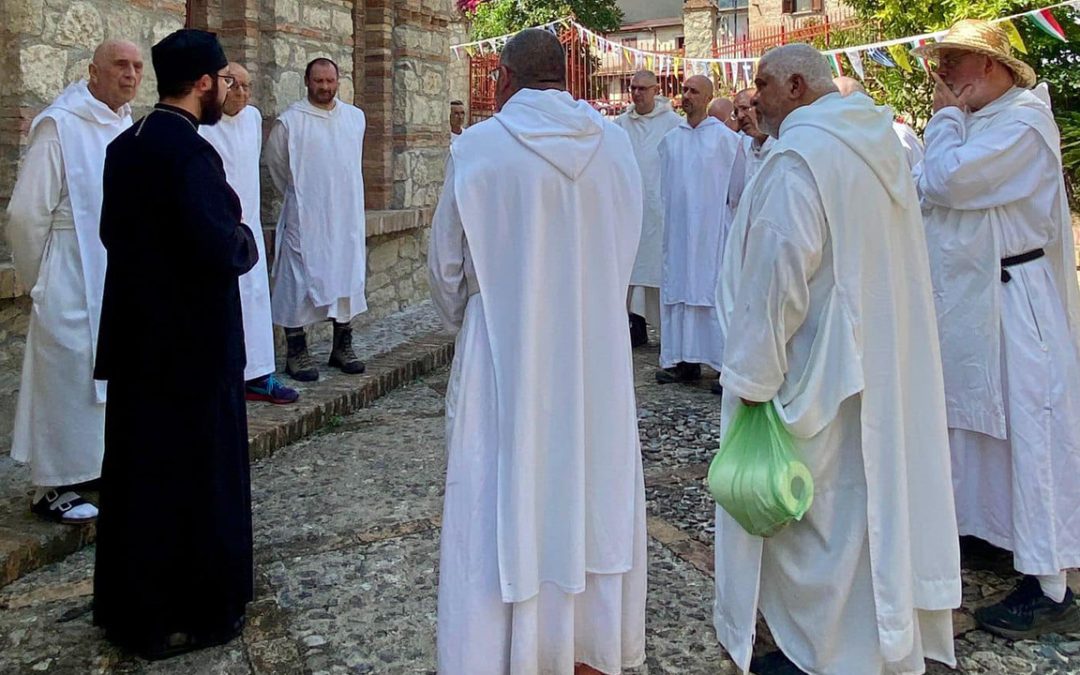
left=709, top=97, right=738, bottom=131
left=833, top=76, right=866, bottom=97
left=223, top=62, right=252, bottom=116
left=88, top=39, right=143, bottom=111
left=681, top=75, right=714, bottom=126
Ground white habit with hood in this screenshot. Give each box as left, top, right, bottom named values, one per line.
left=199, top=104, right=276, bottom=380
left=741, top=132, right=775, bottom=184
left=893, top=120, right=924, bottom=169
left=716, top=92, right=961, bottom=674
left=429, top=88, right=647, bottom=675
left=6, top=80, right=130, bottom=486
left=659, top=116, right=744, bottom=370
left=266, top=98, right=367, bottom=327
left=917, top=85, right=1080, bottom=576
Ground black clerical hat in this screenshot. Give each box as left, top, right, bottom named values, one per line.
left=151, top=29, right=228, bottom=88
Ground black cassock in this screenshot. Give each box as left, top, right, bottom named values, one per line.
left=93, top=104, right=258, bottom=652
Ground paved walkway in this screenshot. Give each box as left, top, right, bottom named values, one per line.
left=1, top=334, right=1079, bottom=673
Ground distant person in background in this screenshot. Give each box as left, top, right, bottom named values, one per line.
left=708, top=97, right=739, bottom=132
left=450, top=100, right=466, bottom=143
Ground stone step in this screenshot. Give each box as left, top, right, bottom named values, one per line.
left=0, top=303, right=454, bottom=589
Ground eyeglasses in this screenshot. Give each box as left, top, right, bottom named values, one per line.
left=218, top=74, right=237, bottom=89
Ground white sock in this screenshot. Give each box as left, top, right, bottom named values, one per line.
left=1037, top=572, right=1068, bottom=603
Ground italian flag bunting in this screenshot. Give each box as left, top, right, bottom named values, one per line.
left=1029, top=8, right=1068, bottom=42
left=827, top=53, right=843, bottom=76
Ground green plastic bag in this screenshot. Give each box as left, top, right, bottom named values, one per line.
left=707, top=402, right=814, bottom=537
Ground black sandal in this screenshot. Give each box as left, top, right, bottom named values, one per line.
left=30, top=489, right=97, bottom=524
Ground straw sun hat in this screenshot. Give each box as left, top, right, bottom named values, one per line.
left=911, top=19, right=1037, bottom=89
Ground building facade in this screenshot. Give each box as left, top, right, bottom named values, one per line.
left=0, top=0, right=468, bottom=452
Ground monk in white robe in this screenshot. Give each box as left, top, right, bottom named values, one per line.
left=200, top=63, right=297, bottom=405
left=429, top=29, right=646, bottom=674
left=733, top=87, right=774, bottom=183
left=656, top=75, right=744, bottom=391
left=834, top=76, right=925, bottom=169
left=708, top=97, right=740, bottom=132
left=715, top=45, right=961, bottom=674
left=5, top=40, right=142, bottom=524
left=914, top=19, right=1080, bottom=637
left=614, top=70, right=681, bottom=337
left=266, top=57, right=367, bottom=382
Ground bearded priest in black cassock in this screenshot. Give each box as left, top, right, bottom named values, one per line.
left=92, top=29, right=259, bottom=660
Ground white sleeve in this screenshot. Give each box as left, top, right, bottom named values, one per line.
left=6, top=118, right=63, bottom=289
left=720, top=155, right=826, bottom=403
left=265, top=119, right=290, bottom=195
left=427, top=157, right=470, bottom=332
left=918, top=108, right=1051, bottom=211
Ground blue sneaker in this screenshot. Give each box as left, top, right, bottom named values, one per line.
left=245, top=374, right=300, bottom=404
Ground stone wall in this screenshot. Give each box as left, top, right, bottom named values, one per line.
left=682, top=0, right=718, bottom=59
left=749, top=0, right=850, bottom=32
left=0, top=0, right=460, bottom=456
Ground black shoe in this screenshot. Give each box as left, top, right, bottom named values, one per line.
left=137, top=618, right=244, bottom=661
left=285, top=329, right=319, bottom=382
left=655, top=362, right=701, bottom=384
left=711, top=382, right=723, bottom=396
left=329, top=322, right=366, bottom=374
left=749, top=650, right=806, bottom=674
left=975, top=575, right=1080, bottom=640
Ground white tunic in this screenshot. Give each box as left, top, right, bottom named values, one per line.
left=918, top=86, right=1080, bottom=575
left=199, top=105, right=275, bottom=380
left=5, top=81, right=130, bottom=485
left=893, top=120, right=924, bottom=169
left=658, top=117, right=744, bottom=370
left=613, top=98, right=682, bottom=289
left=266, top=98, right=367, bottom=327
left=429, top=89, right=646, bottom=674
left=716, top=92, right=960, bottom=674
left=741, top=132, right=774, bottom=184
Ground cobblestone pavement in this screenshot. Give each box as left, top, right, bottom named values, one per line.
left=1, top=337, right=1079, bottom=673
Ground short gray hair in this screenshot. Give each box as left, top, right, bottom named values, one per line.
left=759, top=44, right=835, bottom=92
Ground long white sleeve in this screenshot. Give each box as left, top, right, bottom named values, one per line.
left=721, top=155, right=826, bottom=403
left=5, top=119, right=64, bottom=289
left=428, top=157, right=472, bottom=332
left=265, top=119, right=291, bottom=196
left=918, top=107, right=1051, bottom=211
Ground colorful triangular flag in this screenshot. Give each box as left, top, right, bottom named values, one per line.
left=826, top=53, right=843, bottom=77
left=887, top=44, right=912, bottom=72
left=1028, top=8, right=1068, bottom=42
left=867, top=47, right=896, bottom=68
left=1000, top=19, right=1028, bottom=54
left=845, top=49, right=865, bottom=79
left=911, top=39, right=932, bottom=74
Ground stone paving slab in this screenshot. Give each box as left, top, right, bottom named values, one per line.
left=0, top=303, right=454, bottom=590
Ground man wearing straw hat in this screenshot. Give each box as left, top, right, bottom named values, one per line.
left=915, top=18, right=1080, bottom=639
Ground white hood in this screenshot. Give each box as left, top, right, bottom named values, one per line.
left=495, top=88, right=605, bottom=181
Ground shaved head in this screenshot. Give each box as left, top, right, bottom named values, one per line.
left=92, top=39, right=140, bottom=67
left=228, top=62, right=250, bottom=81
left=833, top=76, right=867, bottom=97
left=88, top=39, right=143, bottom=111
left=495, top=28, right=566, bottom=109
left=630, top=69, right=660, bottom=115
left=709, top=97, right=738, bottom=130
left=685, top=75, right=714, bottom=98
left=631, top=70, right=657, bottom=88
left=501, top=28, right=566, bottom=88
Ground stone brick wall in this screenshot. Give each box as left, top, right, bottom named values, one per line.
left=749, top=0, right=850, bottom=32
left=683, top=0, right=718, bottom=59
left=0, top=0, right=460, bottom=456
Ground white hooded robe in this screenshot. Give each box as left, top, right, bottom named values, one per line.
left=429, top=88, right=646, bottom=675
left=6, top=80, right=130, bottom=486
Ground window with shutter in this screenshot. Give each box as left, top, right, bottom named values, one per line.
left=782, top=0, right=796, bottom=14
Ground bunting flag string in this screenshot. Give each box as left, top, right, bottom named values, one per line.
left=450, top=0, right=1078, bottom=77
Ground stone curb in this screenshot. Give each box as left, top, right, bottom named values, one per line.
left=0, top=330, right=455, bottom=590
